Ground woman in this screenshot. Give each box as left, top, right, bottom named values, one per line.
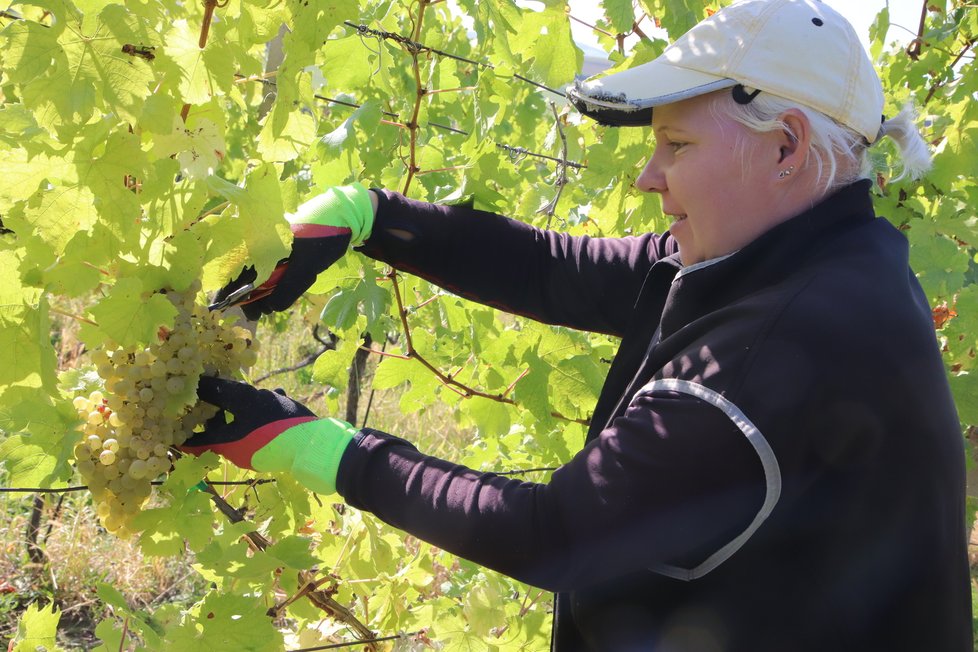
left=185, top=0, right=971, bottom=649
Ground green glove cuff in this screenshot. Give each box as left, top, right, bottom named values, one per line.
left=252, top=418, right=357, bottom=495
left=288, top=182, right=375, bottom=246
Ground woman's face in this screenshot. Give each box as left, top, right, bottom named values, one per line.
left=636, top=92, right=789, bottom=266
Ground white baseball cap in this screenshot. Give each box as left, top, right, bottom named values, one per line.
left=568, top=0, right=886, bottom=143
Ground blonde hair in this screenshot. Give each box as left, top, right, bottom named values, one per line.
left=712, top=91, right=932, bottom=192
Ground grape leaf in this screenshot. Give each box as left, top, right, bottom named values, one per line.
left=13, top=4, right=154, bottom=125
left=266, top=536, right=320, bottom=570
left=0, top=148, right=72, bottom=206
left=200, top=164, right=292, bottom=291
left=152, top=116, right=227, bottom=180
left=162, top=19, right=236, bottom=105
left=318, top=100, right=382, bottom=155
left=603, top=0, right=637, bottom=34
left=257, top=99, right=318, bottom=163
left=907, top=222, right=969, bottom=301
left=11, top=601, right=63, bottom=652
left=0, top=264, right=58, bottom=390
left=0, top=384, right=77, bottom=486
left=509, top=8, right=582, bottom=88
left=96, top=583, right=130, bottom=611
left=85, top=277, right=178, bottom=347
left=162, top=594, right=283, bottom=651
left=3, top=183, right=100, bottom=256
left=312, top=330, right=362, bottom=387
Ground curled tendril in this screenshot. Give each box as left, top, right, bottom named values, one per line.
left=504, top=146, right=529, bottom=164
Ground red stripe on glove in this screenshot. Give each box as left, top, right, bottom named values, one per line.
left=180, top=416, right=319, bottom=469
left=290, top=223, right=352, bottom=239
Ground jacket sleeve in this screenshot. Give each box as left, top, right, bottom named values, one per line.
left=355, top=190, right=678, bottom=337
left=336, top=387, right=772, bottom=592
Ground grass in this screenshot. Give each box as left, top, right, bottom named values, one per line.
left=0, top=489, right=209, bottom=650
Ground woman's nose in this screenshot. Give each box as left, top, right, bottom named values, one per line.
left=635, top=154, right=665, bottom=193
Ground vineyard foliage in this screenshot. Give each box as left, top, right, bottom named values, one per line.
left=0, top=0, right=976, bottom=649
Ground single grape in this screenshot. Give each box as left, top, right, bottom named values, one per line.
left=128, top=459, right=148, bottom=479
left=166, top=376, right=185, bottom=394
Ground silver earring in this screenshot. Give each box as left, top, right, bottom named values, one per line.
left=778, top=165, right=795, bottom=179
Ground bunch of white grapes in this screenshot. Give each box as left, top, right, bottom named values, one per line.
left=72, top=282, right=258, bottom=537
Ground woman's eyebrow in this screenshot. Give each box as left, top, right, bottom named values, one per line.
left=653, top=124, right=689, bottom=137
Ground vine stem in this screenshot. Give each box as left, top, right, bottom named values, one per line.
left=906, top=0, right=929, bottom=59
left=180, top=0, right=221, bottom=122
left=538, top=102, right=571, bottom=227
left=424, top=86, right=478, bottom=95
left=233, top=70, right=278, bottom=84
left=118, top=615, right=130, bottom=652
left=196, top=481, right=378, bottom=647
left=386, top=271, right=589, bottom=425
left=401, top=0, right=430, bottom=195
left=81, top=261, right=110, bottom=276
left=569, top=14, right=613, bottom=37
left=48, top=307, right=99, bottom=328
left=415, top=165, right=468, bottom=176
left=924, top=38, right=976, bottom=105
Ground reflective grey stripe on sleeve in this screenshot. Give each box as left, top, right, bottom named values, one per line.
left=641, top=378, right=782, bottom=581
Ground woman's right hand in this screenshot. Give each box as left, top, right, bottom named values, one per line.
left=216, top=183, right=376, bottom=319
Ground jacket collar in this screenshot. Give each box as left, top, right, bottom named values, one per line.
left=658, top=180, right=877, bottom=339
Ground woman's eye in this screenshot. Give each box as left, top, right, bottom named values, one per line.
left=669, top=141, right=686, bottom=152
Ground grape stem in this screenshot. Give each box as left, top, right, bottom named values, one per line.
left=48, top=307, right=99, bottom=328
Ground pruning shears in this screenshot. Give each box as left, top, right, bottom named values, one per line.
left=207, top=259, right=290, bottom=312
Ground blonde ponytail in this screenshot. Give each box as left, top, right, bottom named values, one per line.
left=878, top=103, right=932, bottom=181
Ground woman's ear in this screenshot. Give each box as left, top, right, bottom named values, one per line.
left=776, top=109, right=812, bottom=168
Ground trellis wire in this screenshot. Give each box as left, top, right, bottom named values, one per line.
left=242, top=76, right=586, bottom=171
left=344, top=21, right=570, bottom=98
left=288, top=632, right=423, bottom=652
left=0, top=467, right=555, bottom=494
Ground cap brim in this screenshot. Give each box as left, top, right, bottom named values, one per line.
left=568, top=58, right=737, bottom=126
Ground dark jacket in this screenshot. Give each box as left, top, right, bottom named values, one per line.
left=337, top=180, right=971, bottom=651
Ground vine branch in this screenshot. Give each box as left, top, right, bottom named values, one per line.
left=180, top=0, right=221, bottom=122
left=197, top=481, right=378, bottom=647
left=906, top=0, right=929, bottom=59
left=387, top=271, right=590, bottom=426
left=923, top=37, right=976, bottom=105
left=400, top=2, right=430, bottom=195
left=537, top=103, right=571, bottom=227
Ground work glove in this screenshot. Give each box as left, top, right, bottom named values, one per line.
left=181, top=376, right=357, bottom=494
left=216, top=183, right=375, bottom=320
